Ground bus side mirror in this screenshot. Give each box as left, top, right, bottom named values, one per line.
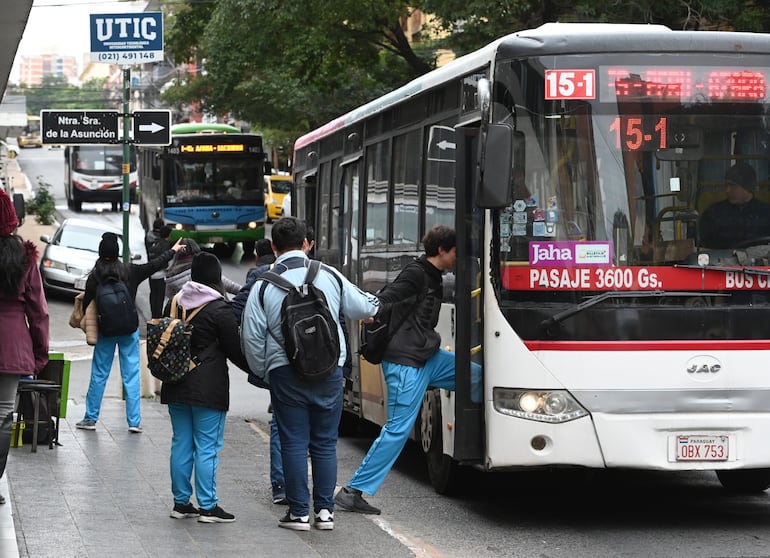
left=477, top=123, right=513, bottom=208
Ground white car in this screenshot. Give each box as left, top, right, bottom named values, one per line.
left=0, top=140, right=18, bottom=160
left=39, top=218, right=130, bottom=297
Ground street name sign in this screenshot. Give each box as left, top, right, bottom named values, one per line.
left=132, top=110, right=172, bottom=145
left=90, top=12, right=164, bottom=64
left=40, top=110, right=119, bottom=145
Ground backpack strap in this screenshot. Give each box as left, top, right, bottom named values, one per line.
left=170, top=293, right=209, bottom=322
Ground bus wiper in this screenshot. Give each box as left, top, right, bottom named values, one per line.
left=539, top=290, right=720, bottom=331
left=674, top=263, right=770, bottom=277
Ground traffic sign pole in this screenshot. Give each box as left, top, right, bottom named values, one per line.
left=122, top=67, right=131, bottom=264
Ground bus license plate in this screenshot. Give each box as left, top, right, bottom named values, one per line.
left=676, top=435, right=728, bottom=461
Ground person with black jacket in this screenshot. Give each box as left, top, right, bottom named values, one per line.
left=162, top=252, right=251, bottom=523
left=75, top=233, right=184, bottom=433
left=145, top=219, right=172, bottom=318
left=335, top=225, right=482, bottom=515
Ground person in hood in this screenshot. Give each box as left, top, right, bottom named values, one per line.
left=0, top=189, right=49, bottom=505
left=161, top=251, right=250, bottom=524
left=165, top=238, right=242, bottom=301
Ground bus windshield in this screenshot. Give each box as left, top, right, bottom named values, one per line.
left=73, top=146, right=136, bottom=176
left=165, top=159, right=263, bottom=205
left=493, top=52, right=770, bottom=340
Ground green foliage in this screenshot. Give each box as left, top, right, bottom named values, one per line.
left=160, top=0, right=770, bottom=140
left=9, top=76, right=114, bottom=115
left=26, top=178, right=56, bottom=226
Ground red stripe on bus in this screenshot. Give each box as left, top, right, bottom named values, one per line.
left=524, top=340, right=770, bottom=351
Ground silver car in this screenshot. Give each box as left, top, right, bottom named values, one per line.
left=39, top=218, right=126, bottom=297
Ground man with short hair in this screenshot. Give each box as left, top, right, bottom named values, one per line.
left=240, top=217, right=380, bottom=531
left=699, top=162, right=770, bottom=249
left=335, top=225, right=482, bottom=515
left=145, top=219, right=172, bottom=318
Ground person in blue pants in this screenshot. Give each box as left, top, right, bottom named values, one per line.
left=76, top=233, right=183, bottom=433
left=335, top=225, right=482, bottom=515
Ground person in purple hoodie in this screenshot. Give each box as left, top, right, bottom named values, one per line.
left=160, top=252, right=250, bottom=524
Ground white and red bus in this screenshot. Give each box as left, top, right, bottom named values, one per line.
left=293, top=22, right=770, bottom=494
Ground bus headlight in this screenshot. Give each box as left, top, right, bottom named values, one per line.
left=493, top=388, right=588, bottom=423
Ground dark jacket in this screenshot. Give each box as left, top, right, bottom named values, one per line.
left=145, top=229, right=172, bottom=279
left=380, top=255, right=441, bottom=368
left=699, top=196, right=770, bottom=249
left=160, top=282, right=250, bottom=411
left=0, top=240, right=49, bottom=375
left=82, top=248, right=176, bottom=310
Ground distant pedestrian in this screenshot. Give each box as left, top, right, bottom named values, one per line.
left=165, top=238, right=242, bottom=300
left=241, top=217, right=380, bottom=531
left=145, top=219, right=172, bottom=318
left=0, top=190, right=49, bottom=504
left=335, top=225, right=482, bottom=515
left=162, top=252, right=251, bottom=523
left=76, top=233, right=184, bottom=433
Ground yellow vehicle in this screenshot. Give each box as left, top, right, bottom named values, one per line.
left=17, top=115, right=42, bottom=148
left=264, top=174, right=292, bottom=222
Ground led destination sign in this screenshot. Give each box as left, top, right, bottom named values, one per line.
left=179, top=144, right=245, bottom=153
left=602, top=66, right=767, bottom=102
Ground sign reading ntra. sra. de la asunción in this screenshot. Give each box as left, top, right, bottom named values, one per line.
left=90, top=12, right=164, bottom=64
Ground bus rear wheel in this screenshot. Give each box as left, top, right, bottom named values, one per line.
left=420, top=389, right=460, bottom=495
left=716, top=468, right=770, bottom=493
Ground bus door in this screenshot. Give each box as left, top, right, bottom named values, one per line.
left=451, top=125, right=485, bottom=462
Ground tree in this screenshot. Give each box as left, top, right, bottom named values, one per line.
left=161, top=0, right=770, bottom=139
left=10, top=76, right=114, bottom=114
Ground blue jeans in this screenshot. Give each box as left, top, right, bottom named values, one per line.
left=269, top=364, right=342, bottom=516
left=167, top=402, right=227, bottom=510
left=85, top=329, right=141, bottom=427
left=349, top=348, right=482, bottom=496
left=270, top=409, right=284, bottom=488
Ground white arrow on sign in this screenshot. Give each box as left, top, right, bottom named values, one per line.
left=139, top=121, right=165, bottom=134
left=436, top=140, right=456, bottom=150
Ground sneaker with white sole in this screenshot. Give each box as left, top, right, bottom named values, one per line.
left=170, top=502, right=199, bottom=519
left=278, top=511, right=310, bottom=531
left=76, top=419, right=96, bottom=430
left=128, top=425, right=142, bottom=433
left=197, top=505, right=235, bottom=523
left=314, top=509, right=334, bottom=530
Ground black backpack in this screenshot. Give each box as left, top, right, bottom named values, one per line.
left=95, top=277, right=138, bottom=337
left=360, top=264, right=426, bottom=364
left=259, top=260, right=340, bottom=381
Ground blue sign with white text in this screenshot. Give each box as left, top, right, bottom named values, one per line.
left=90, top=12, right=164, bottom=64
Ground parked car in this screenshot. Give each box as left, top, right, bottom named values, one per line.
left=0, top=140, right=18, bottom=159
left=39, top=218, right=132, bottom=297
left=264, top=174, right=292, bottom=222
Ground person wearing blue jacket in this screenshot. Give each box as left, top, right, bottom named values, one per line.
left=240, top=217, right=380, bottom=532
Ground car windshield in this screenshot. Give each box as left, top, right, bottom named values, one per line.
left=60, top=225, right=122, bottom=254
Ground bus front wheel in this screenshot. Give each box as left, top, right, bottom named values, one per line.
left=420, top=389, right=460, bottom=495
left=716, top=468, right=770, bottom=493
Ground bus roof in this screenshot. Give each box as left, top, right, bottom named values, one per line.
left=294, top=22, right=770, bottom=151
left=171, top=123, right=241, bottom=135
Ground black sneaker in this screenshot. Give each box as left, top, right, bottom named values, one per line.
left=334, top=486, right=381, bottom=515
left=314, top=509, right=334, bottom=530
left=272, top=484, right=288, bottom=505
left=197, top=505, right=235, bottom=523
left=170, top=502, right=199, bottom=519
left=278, top=511, right=310, bottom=531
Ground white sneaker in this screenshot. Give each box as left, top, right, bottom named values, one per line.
left=314, top=509, right=334, bottom=530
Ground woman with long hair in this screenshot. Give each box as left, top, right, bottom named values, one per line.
left=0, top=190, right=49, bottom=503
